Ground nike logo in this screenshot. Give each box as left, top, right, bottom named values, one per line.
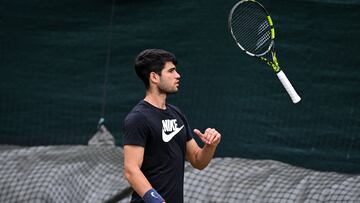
left=151, top=192, right=158, bottom=199
left=162, top=119, right=184, bottom=142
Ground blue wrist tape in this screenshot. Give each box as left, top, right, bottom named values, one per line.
left=143, top=188, right=164, bottom=203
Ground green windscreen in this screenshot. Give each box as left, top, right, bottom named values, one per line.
left=1, top=0, right=359, bottom=173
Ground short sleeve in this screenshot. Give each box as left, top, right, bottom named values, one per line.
left=184, top=118, right=193, bottom=142
left=123, top=112, right=148, bottom=147
left=168, top=104, right=193, bottom=142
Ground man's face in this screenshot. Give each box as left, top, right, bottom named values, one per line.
left=157, top=62, right=181, bottom=94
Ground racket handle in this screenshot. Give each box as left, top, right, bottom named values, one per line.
left=276, top=70, right=301, bottom=103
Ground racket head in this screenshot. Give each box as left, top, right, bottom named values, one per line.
left=228, top=0, right=275, bottom=57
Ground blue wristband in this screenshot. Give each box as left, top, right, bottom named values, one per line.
left=143, top=188, right=164, bottom=203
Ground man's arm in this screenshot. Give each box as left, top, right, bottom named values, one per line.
left=185, top=128, right=221, bottom=170
left=124, top=145, right=166, bottom=203
left=123, top=145, right=153, bottom=197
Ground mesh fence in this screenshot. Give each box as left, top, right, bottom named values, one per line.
left=1, top=126, right=359, bottom=203
left=184, top=158, right=360, bottom=202
left=0, top=126, right=132, bottom=203
left=0, top=145, right=129, bottom=203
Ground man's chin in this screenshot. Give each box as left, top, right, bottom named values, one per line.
left=167, top=90, right=178, bottom=95
left=159, top=86, right=179, bottom=95
left=166, top=88, right=179, bottom=95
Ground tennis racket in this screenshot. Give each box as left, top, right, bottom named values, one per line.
left=228, top=0, right=301, bottom=103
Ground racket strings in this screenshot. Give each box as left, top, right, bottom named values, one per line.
left=230, top=2, right=272, bottom=55
left=233, top=13, right=270, bottom=53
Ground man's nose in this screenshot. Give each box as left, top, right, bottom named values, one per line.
left=175, top=70, right=181, bottom=78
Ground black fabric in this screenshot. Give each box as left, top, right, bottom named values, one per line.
left=123, top=100, right=193, bottom=203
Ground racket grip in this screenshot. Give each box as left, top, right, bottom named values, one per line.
left=276, top=70, right=301, bottom=103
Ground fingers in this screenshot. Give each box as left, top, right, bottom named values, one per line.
left=205, top=128, right=221, bottom=145
left=193, top=129, right=208, bottom=144
left=193, top=128, right=221, bottom=146
left=193, top=129, right=203, bottom=137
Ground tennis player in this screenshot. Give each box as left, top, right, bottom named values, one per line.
left=123, top=48, right=221, bottom=203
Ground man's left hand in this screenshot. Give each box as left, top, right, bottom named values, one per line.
left=193, top=128, right=221, bottom=146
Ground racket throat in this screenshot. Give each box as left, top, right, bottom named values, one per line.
left=260, top=52, right=281, bottom=73
left=271, top=52, right=281, bottom=73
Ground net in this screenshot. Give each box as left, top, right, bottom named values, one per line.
left=1, top=142, right=359, bottom=202
left=184, top=158, right=360, bottom=202
left=0, top=126, right=132, bottom=203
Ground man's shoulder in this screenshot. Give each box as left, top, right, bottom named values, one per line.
left=125, top=101, right=148, bottom=120
left=167, top=103, right=184, bottom=115
left=167, top=103, right=179, bottom=110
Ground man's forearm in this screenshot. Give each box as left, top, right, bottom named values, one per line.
left=124, top=166, right=152, bottom=197
left=194, top=144, right=217, bottom=170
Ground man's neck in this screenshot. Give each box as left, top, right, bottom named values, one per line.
left=144, top=91, right=167, bottom=110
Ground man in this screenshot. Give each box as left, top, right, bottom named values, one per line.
left=123, top=49, right=221, bottom=203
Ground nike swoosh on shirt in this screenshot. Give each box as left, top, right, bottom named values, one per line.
left=162, top=125, right=184, bottom=142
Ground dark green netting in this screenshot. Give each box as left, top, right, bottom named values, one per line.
left=1, top=0, right=359, bottom=173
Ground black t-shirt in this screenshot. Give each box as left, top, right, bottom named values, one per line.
left=123, top=100, right=193, bottom=203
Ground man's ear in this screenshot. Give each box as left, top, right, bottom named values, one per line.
left=149, top=72, right=159, bottom=84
